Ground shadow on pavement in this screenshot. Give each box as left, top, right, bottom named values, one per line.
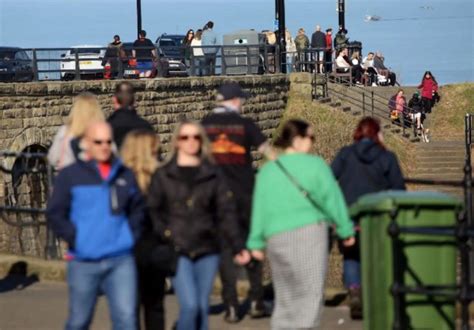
left=0, top=261, right=39, bottom=293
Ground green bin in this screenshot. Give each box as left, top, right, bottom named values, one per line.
left=350, top=191, right=462, bottom=330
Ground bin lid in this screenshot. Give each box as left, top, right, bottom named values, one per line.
left=349, top=190, right=462, bottom=217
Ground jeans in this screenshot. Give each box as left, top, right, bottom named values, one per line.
left=66, top=254, right=137, bottom=330
left=286, top=55, right=294, bottom=73
left=202, top=54, right=216, bottom=76
left=172, top=254, right=220, bottom=330
left=343, top=259, right=361, bottom=288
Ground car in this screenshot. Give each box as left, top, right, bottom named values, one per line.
left=0, top=47, right=34, bottom=82
left=60, top=45, right=105, bottom=81
left=155, top=34, right=188, bottom=76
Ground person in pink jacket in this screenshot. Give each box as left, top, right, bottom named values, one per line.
left=418, top=71, right=438, bottom=113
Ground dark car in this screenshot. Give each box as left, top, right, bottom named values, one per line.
left=155, top=34, right=188, bottom=76
left=0, top=47, right=34, bottom=82
left=106, top=42, right=169, bottom=79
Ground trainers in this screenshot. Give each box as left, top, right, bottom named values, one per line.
left=224, top=305, right=240, bottom=323
left=349, top=286, right=363, bottom=320
left=249, top=300, right=266, bottom=318
left=371, top=82, right=377, bottom=87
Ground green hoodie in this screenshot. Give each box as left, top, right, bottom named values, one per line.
left=247, top=153, right=354, bottom=250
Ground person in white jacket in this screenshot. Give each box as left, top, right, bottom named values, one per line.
left=190, top=29, right=204, bottom=76
left=285, top=29, right=297, bottom=73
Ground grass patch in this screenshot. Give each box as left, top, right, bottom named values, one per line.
left=429, top=83, right=474, bottom=140
left=280, top=90, right=416, bottom=176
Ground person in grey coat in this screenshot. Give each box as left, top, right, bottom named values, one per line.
left=201, top=21, right=218, bottom=76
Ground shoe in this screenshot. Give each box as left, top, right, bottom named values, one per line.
left=371, top=82, right=377, bottom=87
left=349, top=286, right=363, bottom=320
left=224, top=305, right=240, bottom=323
left=249, top=300, right=266, bottom=318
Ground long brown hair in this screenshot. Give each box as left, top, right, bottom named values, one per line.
left=165, top=120, right=214, bottom=164
left=353, top=117, right=385, bottom=148
left=121, top=130, right=160, bottom=193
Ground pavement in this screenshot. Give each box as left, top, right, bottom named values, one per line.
left=0, top=281, right=363, bottom=330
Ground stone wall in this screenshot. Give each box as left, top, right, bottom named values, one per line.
left=0, top=75, right=289, bottom=257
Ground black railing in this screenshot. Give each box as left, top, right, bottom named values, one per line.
left=0, top=151, right=60, bottom=259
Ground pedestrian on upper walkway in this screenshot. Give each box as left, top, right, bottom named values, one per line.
left=331, top=117, right=405, bottom=319
left=202, top=83, right=274, bottom=323
left=47, top=121, right=146, bottom=330
left=201, top=21, right=218, bottom=76
left=294, top=28, right=310, bottom=72
left=418, top=71, right=439, bottom=114
left=107, top=81, right=154, bottom=149
left=103, top=35, right=126, bottom=79
left=148, top=120, right=250, bottom=330
left=247, top=119, right=355, bottom=330
left=121, top=130, right=165, bottom=330
left=311, top=25, right=326, bottom=73
left=47, top=93, right=104, bottom=170
left=324, top=28, right=333, bottom=72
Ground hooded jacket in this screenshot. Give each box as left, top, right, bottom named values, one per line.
left=107, top=107, right=154, bottom=149
left=46, top=158, right=146, bottom=260
left=148, top=158, right=245, bottom=259
left=331, top=140, right=406, bottom=206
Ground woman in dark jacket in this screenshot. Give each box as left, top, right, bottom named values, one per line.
left=148, top=120, right=250, bottom=330
left=331, top=117, right=405, bottom=319
left=182, top=29, right=194, bottom=68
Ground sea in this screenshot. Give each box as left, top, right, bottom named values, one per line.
left=0, top=0, right=473, bottom=85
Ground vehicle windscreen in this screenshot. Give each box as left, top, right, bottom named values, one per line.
left=0, top=51, right=16, bottom=61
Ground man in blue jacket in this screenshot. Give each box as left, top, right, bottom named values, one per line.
left=47, top=121, right=145, bottom=330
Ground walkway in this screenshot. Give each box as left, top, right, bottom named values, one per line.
left=0, top=281, right=363, bottom=330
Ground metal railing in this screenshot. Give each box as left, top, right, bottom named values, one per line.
left=0, top=151, right=60, bottom=259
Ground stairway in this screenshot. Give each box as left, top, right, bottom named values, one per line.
left=411, top=141, right=465, bottom=199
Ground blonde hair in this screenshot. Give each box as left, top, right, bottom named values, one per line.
left=165, top=120, right=214, bottom=164
left=121, top=130, right=160, bottom=193
left=67, top=92, right=105, bottom=137
left=351, top=51, right=360, bottom=60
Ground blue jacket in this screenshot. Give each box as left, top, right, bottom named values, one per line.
left=46, top=158, right=145, bottom=261
left=202, top=29, right=218, bottom=54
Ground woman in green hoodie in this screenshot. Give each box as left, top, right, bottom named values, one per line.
left=247, top=119, right=355, bottom=330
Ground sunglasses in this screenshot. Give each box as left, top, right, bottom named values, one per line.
left=178, top=134, right=201, bottom=141
left=93, top=139, right=112, bottom=145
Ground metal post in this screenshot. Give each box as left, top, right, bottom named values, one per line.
left=136, top=0, right=142, bottom=38
left=74, top=49, right=80, bottom=81
left=371, top=91, right=374, bottom=117
left=276, top=0, right=286, bottom=73
left=338, top=0, right=345, bottom=31
left=31, top=49, right=39, bottom=81
left=362, top=92, right=366, bottom=116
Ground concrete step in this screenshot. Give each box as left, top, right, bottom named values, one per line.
left=416, top=151, right=465, bottom=158
left=417, top=159, right=464, bottom=166
left=415, top=166, right=464, bottom=174
left=415, top=174, right=464, bottom=181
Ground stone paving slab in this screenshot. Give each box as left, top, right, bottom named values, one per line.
left=0, top=281, right=363, bottom=330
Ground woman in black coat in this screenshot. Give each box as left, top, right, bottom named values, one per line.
left=331, top=117, right=405, bottom=319
left=148, top=120, right=250, bottom=330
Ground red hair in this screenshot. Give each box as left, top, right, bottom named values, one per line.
left=353, top=117, right=385, bottom=148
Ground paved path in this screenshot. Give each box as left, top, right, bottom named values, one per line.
left=0, top=281, right=363, bottom=330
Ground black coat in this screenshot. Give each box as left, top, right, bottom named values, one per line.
left=148, top=158, right=244, bottom=259
left=107, top=108, right=154, bottom=149
left=311, top=31, right=327, bottom=49
left=331, top=140, right=406, bottom=207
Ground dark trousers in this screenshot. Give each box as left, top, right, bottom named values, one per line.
left=324, top=51, right=332, bottom=73
left=219, top=193, right=264, bottom=306
left=138, top=266, right=166, bottom=330
left=220, top=246, right=264, bottom=307
left=203, top=54, right=216, bottom=76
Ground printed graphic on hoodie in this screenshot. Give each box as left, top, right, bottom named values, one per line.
left=206, top=125, right=246, bottom=164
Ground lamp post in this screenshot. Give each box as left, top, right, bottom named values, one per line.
left=137, top=0, right=142, bottom=38
left=275, top=0, right=286, bottom=73
left=337, top=0, right=345, bottom=30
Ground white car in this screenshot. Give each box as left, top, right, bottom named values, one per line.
left=60, top=45, right=106, bottom=80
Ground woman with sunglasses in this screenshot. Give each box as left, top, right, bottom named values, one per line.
left=247, top=119, right=355, bottom=330
left=148, top=120, right=250, bottom=330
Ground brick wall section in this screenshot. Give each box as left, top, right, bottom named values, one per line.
left=0, top=75, right=289, bottom=256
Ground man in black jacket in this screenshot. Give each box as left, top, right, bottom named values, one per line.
left=311, top=25, right=327, bottom=73
left=107, top=82, right=154, bottom=149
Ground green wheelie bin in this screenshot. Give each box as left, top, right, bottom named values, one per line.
left=350, top=191, right=462, bottom=330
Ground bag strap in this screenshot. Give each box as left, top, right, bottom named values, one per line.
left=275, top=159, right=321, bottom=212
